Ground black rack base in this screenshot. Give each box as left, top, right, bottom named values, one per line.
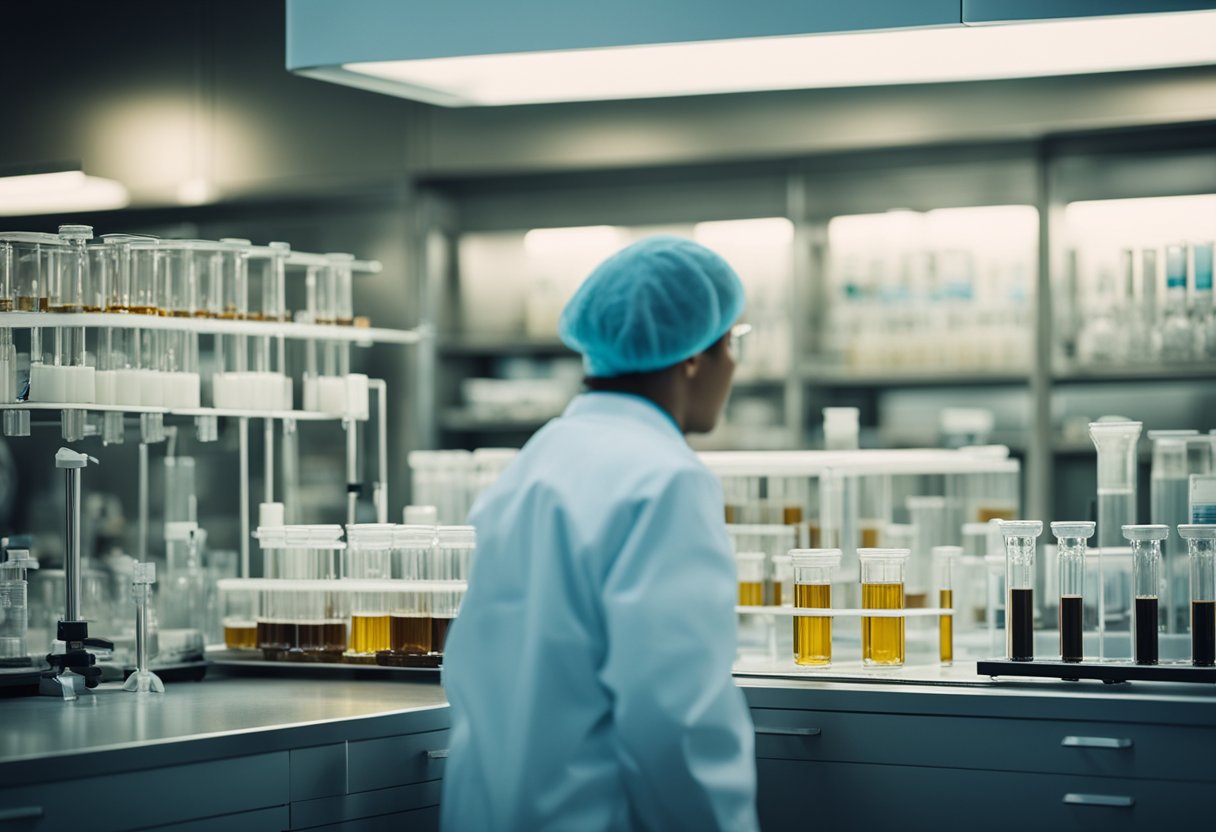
left=978, top=658, right=1216, bottom=684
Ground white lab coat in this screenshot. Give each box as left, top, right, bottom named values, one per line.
left=441, top=392, right=757, bottom=832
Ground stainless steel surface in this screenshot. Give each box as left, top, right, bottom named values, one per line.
left=0, top=676, right=448, bottom=767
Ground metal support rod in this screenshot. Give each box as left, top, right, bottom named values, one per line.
left=370, top=379, right=389, bottom=524
left=345, top=418, right=359, bottom=527
left=64, top=466, right=81, bottom=623
left=138, top=442, right=149, bottom=563
left=282, top=419, right=299, bottom=524
left=239, top=417, right=250, bottom=578
left=263, top=417, right=274, bottom=504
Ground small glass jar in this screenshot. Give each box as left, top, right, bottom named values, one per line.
left=1123, top=524, right=1167, bottom=666
left=859, top=548, right=910, bottom=667
left=52, top=225, right=94, bottom=312
left=1179, top=525, right=1216, bottom=667
left=432, top=525, right=476, bottom=653
left=1000, top=520, right=1042, bottom=662
left=790, top=549, right=840, bottom=667
left=128, top=239, right=161, bottom=315
left=218, top=238, right=251, bottom=319
left=387, top=525, right=437, bottom=656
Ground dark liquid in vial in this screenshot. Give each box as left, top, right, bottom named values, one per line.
left=1192, top=600, right=1216, bottom=667
left=257, top=620, right=346, bottom=662
left=1134, top=596, right=1159, bottom=665
left=1009, top=588, right=1034, bottom=661
left=1059, top=595, right=1083, bottom=663
left=431, top=617, right=453, bottom=654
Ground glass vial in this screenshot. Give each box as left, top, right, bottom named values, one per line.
left=1123, top=524, right=1167, bottom=666
left=932, top=545, right=961, bottom=666
left=1051, top=521, right=1095, bottom=664
left=859, top=547, right=909, bottom=668
left=1179, top=525, right=1216, bottom=667
left=736, top=552, right=766, bottom=606
left=1000, top=520, right=1042, bottom=662
left=790, top=549, right=839, bottom=667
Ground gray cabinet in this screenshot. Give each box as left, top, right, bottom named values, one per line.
left=751, top=703, right=1213, bottom=830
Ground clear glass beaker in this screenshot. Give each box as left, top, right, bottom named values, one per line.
left=1089, top=421, right=1143, bottom=550
left=1124, top=524, right=1166, bottom=666
left=0, top=549, right=36, bottom=660
left=1052, top=521, right=1094, bottom=663
left=860, top=548, right=909, bottom=667
left=790, top=549, right=839, bottom=667
left=932, top=545, right=961, bottom=666
left=1179, top=525, right=1216, bottom=667
left=736, top=551, right=766, bottom=606
left=1001, top=520, right=1041, bottom=662
left=389, top=525, right=436, bottom=655
left=222, top=585, right=258, bottom=650
left=344, top=524, right=395, bottom=658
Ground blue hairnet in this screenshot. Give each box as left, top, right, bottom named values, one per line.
left=558, top=235, right=746, bottom=378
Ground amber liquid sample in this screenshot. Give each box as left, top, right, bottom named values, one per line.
left=939, top=589, right=953, bottom=665
left=1059, top=595, right=1083, bottom=663
left=0, top=299, right=11, bottom=312
left=336, top=316, right=355, bottom=326
left=390, top=614, right=433, bottom=654
left=738, top=581, right=764, bottom=606
left=783, top=506, right=803, bottom=525
left=224, top=623, right=258, bottom=650
left=771, top=583, right=783, bottom=607
left=906, top=592, right=928, bottom=609
left=127, top=305, right=160, bottom=316
left=106, top=304, right=132, bottom=313
left=862, top=583, right=905, bottom=666
left=1134, top=596, right=1159, bottom=665
left=1192, top=600, right=1216, bottom=667
left=16, top=297, right=49, bottom=312
left=431, top=617, right=454, bottom=653
left=859, top=525, right=881, bottom=549
left=82, top=306, right=104, bottom=313
left=724, top=505, right=737, bottom=524
left=257, top=620, right=346, bottom=661
left=807, top=523, right=821, bottom=548
left=169, top=309, right=194, bottom=318
left=49, top=304, right=83, bottom=313
left=349, top=613, right=391, bottom=654
left=977, top=507, right=1016, bottom=523
left=794, top=583, right=831, bottom=666
left=1007, top=588, right=1034, bottom=661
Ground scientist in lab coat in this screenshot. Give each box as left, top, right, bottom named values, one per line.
left=441, top=235, right=758, bottom=832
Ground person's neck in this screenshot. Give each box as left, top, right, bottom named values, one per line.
left=585, top=372, right=686, bottom=432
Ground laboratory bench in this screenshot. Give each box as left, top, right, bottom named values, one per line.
left=2, top=666, right=1214, bottom=831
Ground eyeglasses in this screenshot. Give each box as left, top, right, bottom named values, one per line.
left=729, top=323, right=752, bottom=361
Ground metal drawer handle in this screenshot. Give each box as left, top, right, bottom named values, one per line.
left=1061, top=736, right=1133, bottom=750
left=0, top=806, right=45, bottom=822
left=755, top=727, right=822, bottom=737
left=427, top=748, right=450, bottom=759
left=1063, top=793, right=1135, bottom=809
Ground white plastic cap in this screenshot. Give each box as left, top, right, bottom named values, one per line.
left=403, top=505, right=439, bottom=525
left=259, top=502, right=285, bottom=528
left=165, top=521, right=198, bottom=541
left=823, top=407, right=859, bottom=450
left=940, top=408, right=994, bottom=436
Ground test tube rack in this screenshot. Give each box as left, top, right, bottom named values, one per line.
left=977, top=658, right=1216, bottom=685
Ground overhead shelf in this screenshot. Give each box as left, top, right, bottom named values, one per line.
left=0, top=312, right=423, bottom=346
left=1053, top=362, right=1216, bottom=383
left=0, top=402, right=355, bottom=422
left=801, top=364, right=1029, bottom=388
left=438, top=337, right=573, bottom=356
left=439, top=409, right=555, bottom=432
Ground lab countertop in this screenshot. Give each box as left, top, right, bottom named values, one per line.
left=0, top=672, right=449, bottom=788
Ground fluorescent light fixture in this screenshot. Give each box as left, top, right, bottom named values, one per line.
left=0, top=167, right=129, bottom=216
left=523, top=225, right=624, bottom=256
left=1066, top=195, right=1216, bottom=248
left=694, top=218, right=794, bottom=249
left=341, top=11, right=1216, bottom=106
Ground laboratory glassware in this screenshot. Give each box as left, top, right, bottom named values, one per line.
left=932, top=545, right=961, bottom=666
left=222, top=584, right=258, bottom=650
left=1178, top=525, right=1216, bottom=666
left=859, top=548, right=909, bottom=668
left=823, top=407, right=859, bottom=450
left=1192, top=242, right=1214, bottom=357
left=256, top=582, right=347, bottom=662
left=790, top=549, right=839, bottom=667
left=1160, top=243, right=1192, bottom=361
left=1089, top=421, right=1142, bottom=550
left=1124, top=525, right=1166, bottom=666
left=160, top=522, right=206, bottom=641
left=907, top=496, right=949, bottom=608
left=1150, top=429, right=1197, bottom=633
left=984, top=553, right=1005, bottom=658
left=0, top=549, right=37, bottom=662
left=1051, top=521, right=1094, bottom=663
left=1137, top=247, right=1161, bottom=362
left=432, top=525, right=475, bottom=653
left=771, top=554, right=793, bottom=608
left=737, top=552, right=766, bottom=606
left=344, top=523, right=396, bottom=658
left=121, top=562, right=164, bottom=694
left=389, top=525, right=436, bottom=655
left=1001, top=520, right=1042, bottom=662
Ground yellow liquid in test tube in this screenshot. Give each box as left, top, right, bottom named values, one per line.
left=939, top=589, right=954, bottom=665
left=862, top=582, right=905, bottom=666
left=350, top=614, right=391, bottom=654
left=794, top=584, right=832, bottom=666
left=738, top=581, right=764, bottom=606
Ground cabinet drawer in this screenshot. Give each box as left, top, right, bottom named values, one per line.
left=347, top=729, right=450, bottom=793
left=302, top=804, right=439, bottom=832
left=291, top=780, right=441, bottom=829
left=0, top=752, right=288, bottom=832
left=758, top=758, right=1208, bottom=832
left=751, top=707, right=1216, bottom=782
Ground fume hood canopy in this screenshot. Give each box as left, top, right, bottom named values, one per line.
left=287, top=0, right=1216, bottom=108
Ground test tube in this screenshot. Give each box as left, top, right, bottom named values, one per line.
left=1124, top=524, right=1167, bottom=666
left=859, top=548, right=909, bottom=667
left=771, top=554, right=793, bottom=607
left=1088, top=421, right=1143, bottom=550
left=222, top=586, right=258, bottom=651
left=1000, top=520, right=1042, bottom=662
left=932, top=545, right=961, bottom=666
left=790, top=549, right=839, bottom=667
left=390, top=525, right=435, bottom=655
left=1178, top=525, right=1216, bottom=666
left=907, top=496, right=948, bottom=608
left=736, top=552, right=766, bottom=606
left=1150, top=429, right=1197, bottom=633
left=984, top=553, right=1005, bottom=657
left=1052, top=521, right=1095, bottom=664
left=433, top=525, right=475, bottom=653
left=344, top=523, right=395, bottom=659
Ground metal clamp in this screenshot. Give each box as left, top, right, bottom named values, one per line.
left=755, top=726, right=822, bottom=737
left=426, top=749, right=450, bottom=759
left=1061, top=736, right=1133, bottom=750
left=1062, top=793, right=1134, bottom=808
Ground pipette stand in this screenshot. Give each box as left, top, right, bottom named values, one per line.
left=40, top=448, right=112, bottom=700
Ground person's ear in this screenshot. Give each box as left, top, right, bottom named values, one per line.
left=683, top=353, right=702, bottom=379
